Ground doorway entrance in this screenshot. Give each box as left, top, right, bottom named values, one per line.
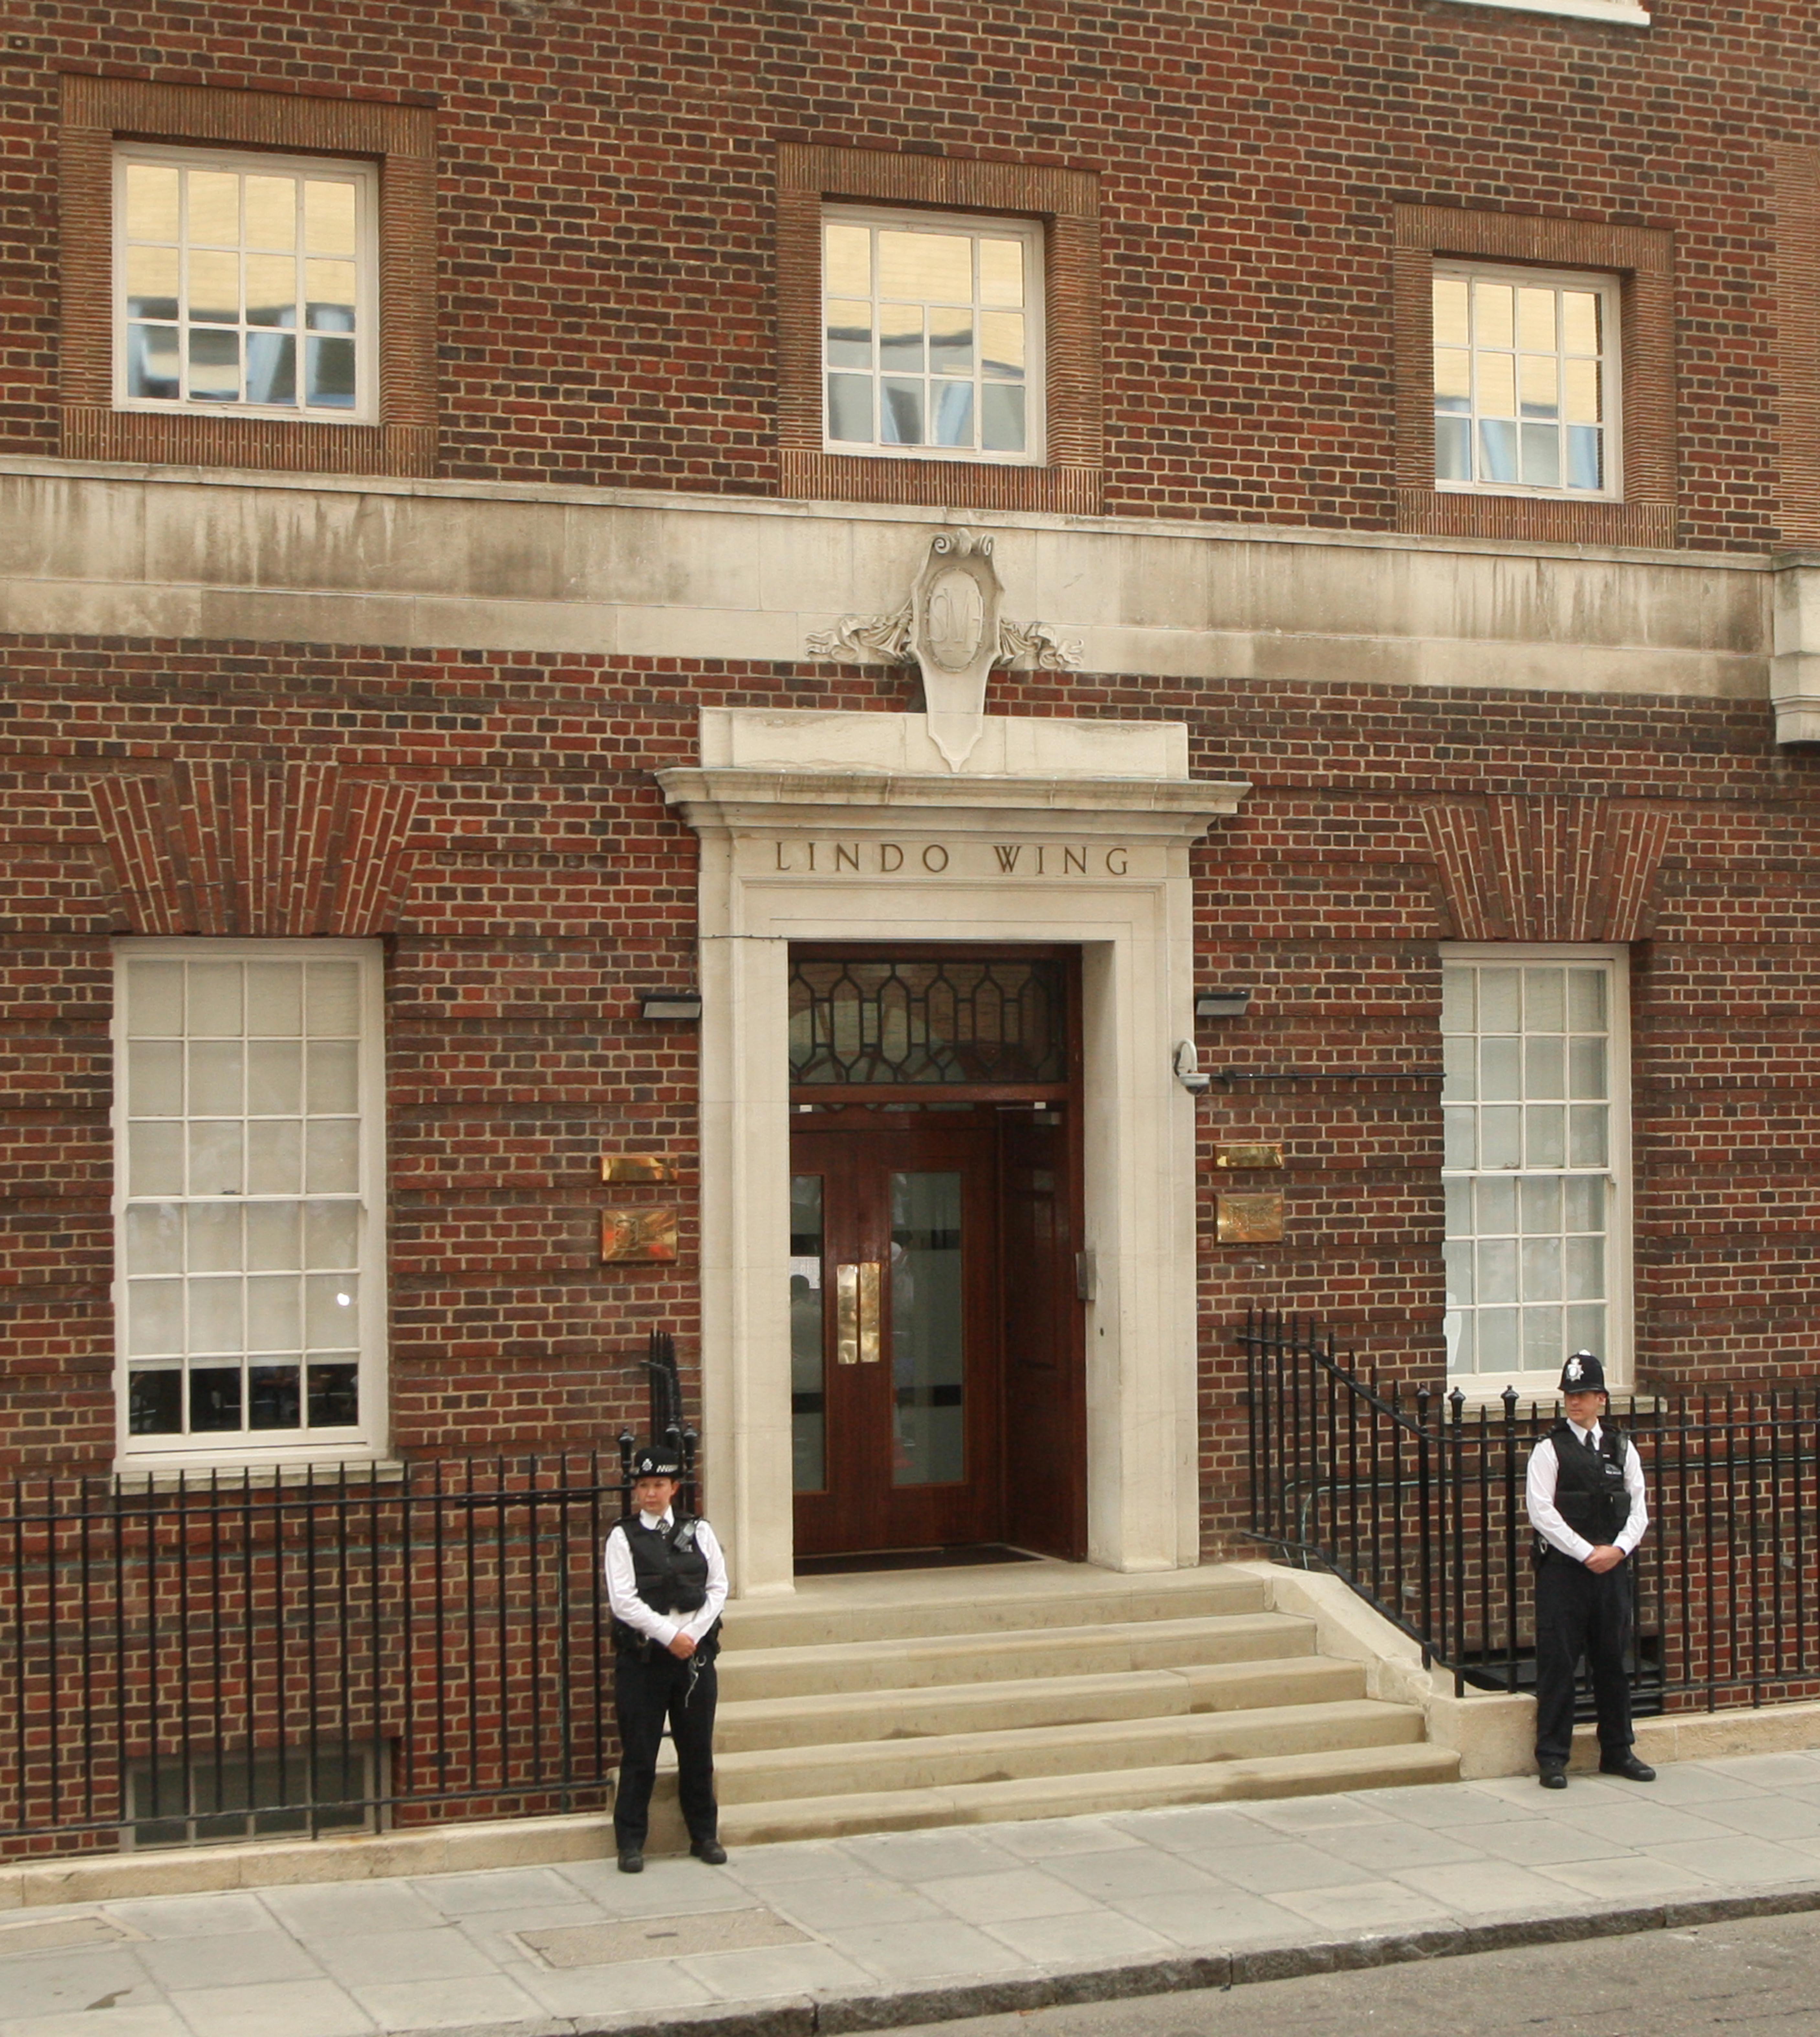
left=786, top=950, right=1086, bottom=1564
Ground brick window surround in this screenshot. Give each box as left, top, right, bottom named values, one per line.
left=1772, top=146, right=1820, bottom=551
left=59, top=75, right=435, bottom=477
left=1393, top=206, right=1675, bottom=549
left=776, top=145, right=1102, bottom=514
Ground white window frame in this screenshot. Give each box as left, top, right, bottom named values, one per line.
left=820, top=203, right=1047, bottom=467
left=112, top=144, right=381, bottom=426
left=1441, top=943, right=1633, bottom=1401
left=112, top=937, right=388, bottom=1474
left=1432, top=261, right=1623, bottom=503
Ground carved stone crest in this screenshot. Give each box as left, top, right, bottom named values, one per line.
left=806, top=529, right=1082, bottom=768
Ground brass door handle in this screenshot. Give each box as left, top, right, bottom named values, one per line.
left=836, top=1262, right=883, bottom=1364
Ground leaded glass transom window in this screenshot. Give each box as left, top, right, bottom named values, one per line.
left=1442, top=954, right=1629, bottom=1385
left=115, top=146, right=376, bottom=420
left=1432, top=265, right=1618, bottom=497
left=115, top=940, right=383, bottom=1462
left=789, top=957, right=1066, bottom=1087
left=822, top=207, right=1044, bottom=463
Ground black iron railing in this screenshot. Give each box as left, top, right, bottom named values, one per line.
left=1, top=1400, right=701, bottom=1856
left=1244, top=1308, right=1820, bottom=1713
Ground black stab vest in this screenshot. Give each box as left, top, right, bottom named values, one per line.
left=1546, top=1421, right=1632, bottom=1548
left=612, top=1513, right=716, bottom=1653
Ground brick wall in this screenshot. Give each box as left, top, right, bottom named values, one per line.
left=7, top=638, right=1820, bottom=1541
left=3, top=0, right=1817, bottom=544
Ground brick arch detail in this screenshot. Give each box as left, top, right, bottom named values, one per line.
left=1420, top=795, right=1674, bottom=944
left=89, top=762, right=421, bottom=936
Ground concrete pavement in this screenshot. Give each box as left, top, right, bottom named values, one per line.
left=6, top=1751, right=1820, bottom=2037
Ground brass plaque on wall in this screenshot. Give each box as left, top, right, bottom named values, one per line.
left=601, top=1208, right=678, bottom=1263
left=1214, top=1143, right=1283, bottom=1171
left=1216, top=1193, right=1284, bottom=1244
left=601, top=1155, right=673, bottom=1183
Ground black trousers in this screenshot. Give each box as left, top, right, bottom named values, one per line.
left=1534, top=1553, right=1635, bottom=1763
left=612, top=1644, right=719, bottom=1850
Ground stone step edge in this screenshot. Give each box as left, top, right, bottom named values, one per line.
left=716, top=1655, right=1363, bottom=1749
left=713, top=1698, right=1430, bottom=1802
left=720, top=1610, right=1316, bottom=1677
left=716, top=1741, right=1464, bottom=1846
left=722, top=1575, right=1269, bottom=1648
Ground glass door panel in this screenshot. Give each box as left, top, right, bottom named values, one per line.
left=889, top=1170, right=964, bottom=1487
left=789, top=1174, right=826, bottom=1492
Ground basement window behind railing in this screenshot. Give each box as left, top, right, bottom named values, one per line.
left=125, top=1743, right=380, bottom=1849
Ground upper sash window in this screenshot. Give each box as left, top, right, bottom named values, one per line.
left=822, top=207, right=1046, bottom=465
left=114, top=146, right=379, bottom=423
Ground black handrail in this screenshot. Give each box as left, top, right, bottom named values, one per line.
left=1243, top=1308, right=1820, bottom=1715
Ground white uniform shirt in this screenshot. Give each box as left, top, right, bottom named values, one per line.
left=1525, top=1417, right=1649, bottom=1565
left=603, top=1508, right=729, bottom=1649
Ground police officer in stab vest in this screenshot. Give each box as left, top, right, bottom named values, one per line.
left=1525, top=1352, right=1655, bottom=1789
left=603, top=1442, right=729, bottom=1871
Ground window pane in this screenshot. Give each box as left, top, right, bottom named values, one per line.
left=825, top=299, right=872, bottom=368
left=187, top=249, right=240, bottom=326
left=978, top=236, right=1023, bottom=307
left=306, top=1273, right=359, bottom=1351
left=244, top=176, right=296, bottom=250
left=1569, top=1036, right=1607, bottom=1099
left=1477, top=351, right=1516, bottom=418
left=1474, top=281, right=1514, bottom=348
left=1480, top=1037, right=1520, bottom=1101
left=1441, top=1032, right=1475, bottom=1101
left=1516, top=287, right=1556, bottom=351
left=1434, top=347, right=1471, bottom=409
left=980, top=310, right=1024, bottom=378
left=933, top=379, right=974, bottom=448
left=129, top=1121, right=184, bottom=1197
left=128, top=1280, right=184, bottom=1357
left=1521, top=423, right=1560, bottom=488
left=1443, top=1105, right=1475, bottom=1169
left=126, top=1203, right=183, bottom=1276
left=304, top=1201, right=359, bottom=1268
left=245, top=332, right=297, bottom=407
left=880, top=230, right=971, bottom=302
left=879, top=304, right=923, bottom=372
left=1477, top=1177, right=1517, bottom=1234
left=190, top=1367, right=243, bottom=1432
left=130, top=1040, right=183, bottom=1116
left=126, top=162, right=180, bottom=241
left=1480, top=1106, right=1520, bottom=1168
left=929, top=309, right=973, bottom=375
left=1564, top=357, right=1601, bottom=423
left=188, top=171, right=241, bottom=245
left=881, top=378, right=924, bottom=445
left=824, top=221, right=872, bottom=297
left=827, top=373, right=871, bottom=441
left=245, top=255, right=298, bottom=329
left=1562, top=291, right=1601, bottom=354
left=304, top=260, right=356, bottom=332
left=309, top=1363, right=360, bottom=1427
left=1568, top=969, right=1607, bottom=1030
left=126, top=245, right=180, bottom=321
left=188, top=1277, right=242, bottom=1355
left=188, top=327, right=239, bottom=400
left=247, top=964, right=303, bottom=1035
left=128, top=960, right=185, bottom=1035
left=249, top=1365, right=301, bottom=1430
left=246, top=1118, right=302, bottom=1195
left=188, top=1120, right=243, bottom=1195
left=1440, top=966, right=1475, bottom=1033
left=1432, top=275, right=1469, bottom=345
left=303, top=180, right=357, bottom=256
left=1479, top=968, right=1521, bottom=1032
left=188, top=1203, right=241, bottom=1273
left=246, top=1275, right=301, bottom=1352
left=305, top=1119, right=359, bottom=1193
left=1570, top=1105, right=1608, bottom=1167
left=127, top=325, right=180, bottom=400
left=248, top=1040, right=302, bottom=1115
left=1567, top=425, right=1604, bottom=490
left=246, top=1202, right=300, bottom=1271
left=308, top=1040, right=359, bottom=1115
left=304, top=335, right=356, bottom=408
left=1522, top=1237, right=1562, bottom=1301
left=1525, top=1037, right=1564, bottom=1098
left=1434, top=414, right=1470, bottom=480
left=129, top=1368, right=183, bottom=1435
left=981, top=382, right=1025, bottom=452
left=1525, top=1104, right=1565, bottom=1168
left=189, top=1040, right=243, bottom=1116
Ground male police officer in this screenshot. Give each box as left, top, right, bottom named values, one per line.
left=1525, top=1351, right=1654, bottom=1789
left=603, top=1442, right=729, bottom=1871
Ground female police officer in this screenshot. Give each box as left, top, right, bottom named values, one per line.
left=1525, top=1351, right=1654, bottom=1789
left=603, top=1441, right=729, bottom=1871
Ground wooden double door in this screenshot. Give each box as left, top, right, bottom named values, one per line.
left=789, top=1103, right=1084, bottom=1561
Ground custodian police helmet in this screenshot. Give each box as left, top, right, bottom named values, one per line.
left=1559, top=1351, right=1608, bottom=1395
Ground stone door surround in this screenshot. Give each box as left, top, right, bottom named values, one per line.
left=659, top=708, right=1249, bottom=1595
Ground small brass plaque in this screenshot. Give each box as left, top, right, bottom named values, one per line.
left=1214, top=1143, right=1283, bottom=1171
left=601, top=1208, right=678, bottom=1264
left=1217, top=1192, right=1285, bottom=1245
left=600, top=1155, right=673, bottom=1183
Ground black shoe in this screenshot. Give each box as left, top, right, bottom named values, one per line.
left=1538, top=1762, right=1568, bottom=1790
left=1599, top=1752, right=1656, bottom=1782
left=617, top=1848, right=644, bottom=1873
left=691, top=1838, right=728, bottom=1865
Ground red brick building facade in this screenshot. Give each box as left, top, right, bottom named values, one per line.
left=3, top=0, right=1819, bottom=1600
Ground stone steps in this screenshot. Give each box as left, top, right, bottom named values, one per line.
left=716, top=1741, right=1464, bottom=1846
left=715, top=1653, right=1363, bottom=1752
left=640, top=1560, right=1458, bottom=1850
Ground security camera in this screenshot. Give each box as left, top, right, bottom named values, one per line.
left=1174, top=1040, right=1212, bottom=1095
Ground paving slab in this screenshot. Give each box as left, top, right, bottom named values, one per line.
left=7, top=1755, right=1820, bottom=2037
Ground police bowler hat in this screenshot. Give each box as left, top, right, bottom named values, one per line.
left=632, top=1443, right=684, bottom=1479
left=1559, top=1351, right=1609, bottom=1395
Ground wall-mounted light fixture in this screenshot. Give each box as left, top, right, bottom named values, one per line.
left=1173, top=1040, right=1212, bottom=1095
left=639, top=991, right=703, bottom=1021
left=1196, top=988, right=1253, bottom=1019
